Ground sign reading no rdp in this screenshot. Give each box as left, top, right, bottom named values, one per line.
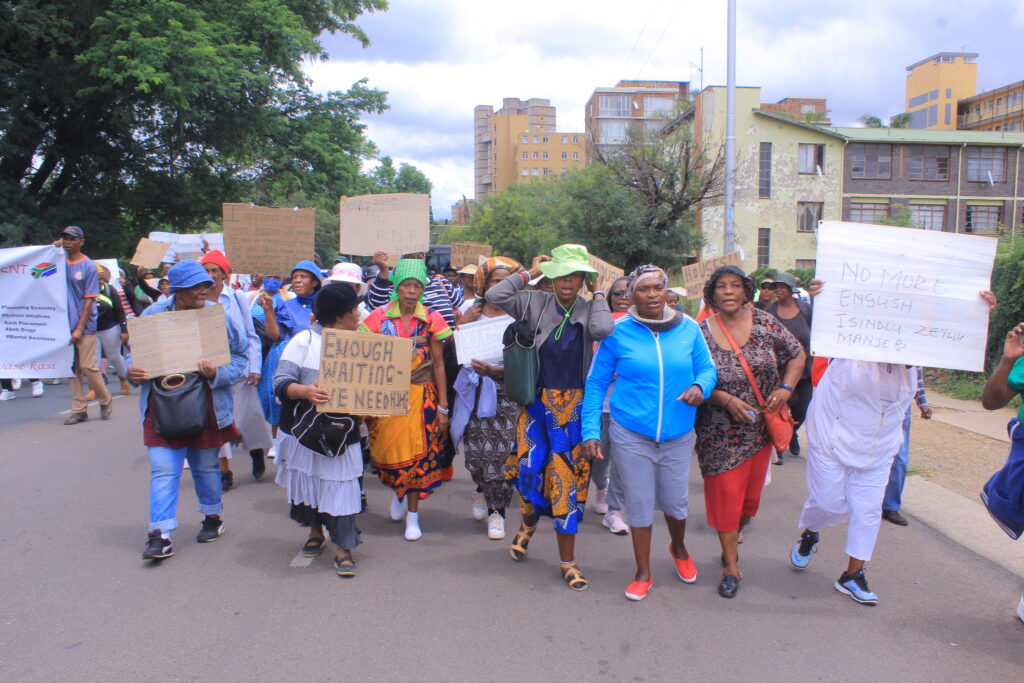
left=810, top=221, right=997, bottom=372
left=318, top=330, right=413, bottom=416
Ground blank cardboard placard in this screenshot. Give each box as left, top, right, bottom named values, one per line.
left=222, top=204, right=316, bottom=277
left=130, top=238, right=171, bottom=269
left=339, top=193, right=430, bottom=257
left=450, top=242, right=493, bottom=268
left=318, top=329, right=413, bottom=416
left=455, top=315, right=512, bottom=365
left=127, top=306, right=231, bottom=377
left=579, top=253, right=624, bottom=299
left=810, top=221, right=997, bottom=372
left=681, top=252, right=743, bottom=299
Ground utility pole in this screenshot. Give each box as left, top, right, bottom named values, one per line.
left=723, top=0, right=737, bottom=255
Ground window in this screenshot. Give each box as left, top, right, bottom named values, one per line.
left=906, top=145, right=949, bottom=180
left=798, top=144, right=824, bottom=174
left=965, top=205, right=1002, bottom=234
left=757, top=228, right=771, bottom=269
left=1009, top=92, right=1024, bottom=108
left=644, top=96, right=674, bottom=117
left=600, top=95, right=630, bottom=117
left=561, top=136, right=568, bottom=144
left=796, top=259, right=817, bottom=271
left=532, top=136, right=539, bottom=144
left=542, top=136, right=549, bottom=143
left=946, top=88, right=952, bottom=99
left=493, top=168, right=498, bottom=176
left=800, top=104, right=817, bottom=114
left=945, top=103, right=951, bottom=126
left=849, top=144, right=891, bottom=179
left=909, top=204, right=946, bottom=231
left=966, top=147, right=1008, bottom=182
left=532, top=151, right=539, bottom=160
left=531, top=168, right=539, bottom=176
left=560, top=168, right=568, bottom=174
left=909, top=92, right=930, bottom=108
left=849, top=202, right=889, bottom=223
left=572, top=152, right=579, bottom=160
left=543, top=168, right=550, bottom=176
left=521, top=135, right=528, bottom=144
left=797, top=202, right=823, bottom=232
left=521, top=168, right=529, bottom=177
left=599, top=119, right=628, bottom=144
left=758, top=142, right=772, bottom=198
left=573, top=136, right=579, bottom=144
left=521, top=152, right=528, bottom=160
left=542, top=152, right=549, bottom=160
left=561, top=152, right=568, bottom=160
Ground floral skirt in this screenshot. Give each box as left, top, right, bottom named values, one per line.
left=370, top=382, right=444, bottom=500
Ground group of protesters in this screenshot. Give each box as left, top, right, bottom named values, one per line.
left=12, top=226, right=1018, bottom=612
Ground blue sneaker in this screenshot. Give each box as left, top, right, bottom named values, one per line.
left=790, top=531, right=818, bottom=569
left=834, top=569, right=878, bottom=605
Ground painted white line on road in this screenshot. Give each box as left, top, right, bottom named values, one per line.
left=289, top=553, right=315, bottom=568
left=57, top=394, right=128, bottom=415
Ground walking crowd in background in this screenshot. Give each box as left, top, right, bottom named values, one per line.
left=6, top=228, right=1018, bottom=615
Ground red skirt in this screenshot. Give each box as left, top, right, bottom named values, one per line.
left=703, top=442, right=772, bottom=532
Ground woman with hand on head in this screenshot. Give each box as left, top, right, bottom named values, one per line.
left=583, top=265, right=717, bottom=601
left=486, top=244, right=614, bottom=591
left=451, top=257, right=523, bottom=540
left=361, top=259, right=452, bottom=541
left=694, top=265, right=805, bottom=599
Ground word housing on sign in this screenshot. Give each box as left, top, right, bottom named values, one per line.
left=317, top=329, right=413, bottom=416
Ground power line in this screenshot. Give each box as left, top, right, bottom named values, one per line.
left=638, top=0, right=684, bottom=78
left=620, top=0, right=661, bottom=73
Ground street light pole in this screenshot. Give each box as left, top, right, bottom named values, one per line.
left=723, top=0, right=737, bottom=255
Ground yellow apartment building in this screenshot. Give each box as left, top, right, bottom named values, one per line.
left=905, top=52, right=978, bottom=130
left=958, top=81, right=1024, bottom=132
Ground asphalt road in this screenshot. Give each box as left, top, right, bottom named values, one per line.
left=1, top=386, right=1023, bottom=681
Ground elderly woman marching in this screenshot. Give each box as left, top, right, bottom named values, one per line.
left=583, top=265, right=717, bottom=601
left=694, top=265, right=804, bottom=599
left=451, top=256, right=523, bottom=540
left=487, top=244, right=614, bottom=591
left=360, top=259, right=452, bottom=541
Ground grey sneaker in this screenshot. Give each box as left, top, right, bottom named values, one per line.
left=197, top=515, right=224, bottom=543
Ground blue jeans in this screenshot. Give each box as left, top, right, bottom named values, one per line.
left=149, top=446, right=223, bottom=534
left=883, top=408, right=913, bottom=512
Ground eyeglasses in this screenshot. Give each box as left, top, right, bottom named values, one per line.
left=759, top=283, right=773, bottom=289
left=611, top=291, right=628, bottom=298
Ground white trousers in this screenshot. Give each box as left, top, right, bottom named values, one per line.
left=797, top=445, right=892, bottom=562
left=219, top=379, right=274, bottom=459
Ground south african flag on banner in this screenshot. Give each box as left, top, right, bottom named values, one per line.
left=31, top=262, right=57, bottom=279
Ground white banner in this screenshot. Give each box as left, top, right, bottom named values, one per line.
left=454, top=315, right=512, bottom=366
left=147, top=231, right=224, bottom=262
left=811, top=221, right=997, bottom=371
left=0, top=245, right=74, bottom=378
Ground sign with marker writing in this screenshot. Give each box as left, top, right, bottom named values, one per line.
left=450, top=241, right=493, bottom=268
left=455, top=315, right=512, bottom=365
left=811, top=221, right=996, bottom=371
left=222, top=204, right=315, bottom=277
left=127, top=305, right=231, bottom=377
left=681, top=252, right=743, bottom=300
left=339, top=193, right=430, bottom=257
left=318, top=329, right=412, bottom=416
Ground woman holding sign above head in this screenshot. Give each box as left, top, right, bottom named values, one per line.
left=486, top=244, right=614, bottom=592
left=360, top=259, right=452, bottom=541
left=451, top=256, right=522, bottom=540
left=273, top=283, right=366, bottom=577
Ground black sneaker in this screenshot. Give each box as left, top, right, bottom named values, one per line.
left=834, top=569, right=879, bottom=605
left=789, top=433, right=801, bottom=456
left=250, top=450, right=265, bottom=480
left=197, top=515, right=225, bottom=543
left=142, top=531, right=173, bottom=560
left=790, top=530, right=818, bottom=569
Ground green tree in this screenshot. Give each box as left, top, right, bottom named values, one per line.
left=395, top=163, right=433, bottom=194
left=876, top=205, right=917, bottom=227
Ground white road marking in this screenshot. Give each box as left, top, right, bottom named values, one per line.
left=289, top=553, right=315, bottom=568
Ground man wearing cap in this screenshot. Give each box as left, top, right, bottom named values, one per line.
left=55, top=226, right=112, bottom=424
left=368, top=251, right=458, bottom=327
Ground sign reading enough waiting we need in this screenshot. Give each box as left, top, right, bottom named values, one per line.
left=810, top=221, right=997, bottom=372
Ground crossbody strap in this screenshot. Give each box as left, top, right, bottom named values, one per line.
left=712, top=314, right=766, bottom=410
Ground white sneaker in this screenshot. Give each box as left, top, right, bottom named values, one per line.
left=602, top=509, right=631, bottom=535
left=472, top=491, right=487, bottom=521
left=487, top=512, right=505, bottom=540
left=592, top=487, right=609, bottom=515
left=390, top=492, right=407, bottom=522
left=49, top=378, right=61, bottom=385
left=405, top=511, right=422, bottom=541
left=31, top=381, right=44, bottom=397
left=0, top=390, right=14, bottom=401
left=10, top=379, right=21, bottom=391
left=1017, top=595, right=1024, bottom=623
left=267, top=445, right=278, bottom=460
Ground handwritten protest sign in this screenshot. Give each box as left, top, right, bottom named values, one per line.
left=130, top=238, right=171, bottom=269
left=455, top=315, right=512, bottom=365
left=451, top=242, right=493, bottom=268
left=222, top=204, right=316, bottom=277
left=588, top=254, right=624, bottom=294
left=810, top=221, right=996, bottom=372
left=339, top=193, right=430, bottom=257
left=681, top=252, right=743, bottom=300
left=318, top=329, right=413, bottom=416
left=127, top=305, right=231, bottom=376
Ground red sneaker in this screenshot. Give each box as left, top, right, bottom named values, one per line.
left=625, top=579, right=653, bottom=601
left=440, top=466, right=454, bottom=482
left=670, top=542, right=698, bottom=583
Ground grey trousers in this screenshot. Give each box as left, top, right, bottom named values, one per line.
left=609, top=418, right=694, bottom=527
left=590, top=412, right=625, bottom=511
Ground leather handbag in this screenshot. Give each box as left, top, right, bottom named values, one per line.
left=502, top=317, right=540, bottom=406
left=282, top=399, right=360, bottom=458
left=150, top=372, right=209, bottom=438
left=714, top=316, right=796, bottom=452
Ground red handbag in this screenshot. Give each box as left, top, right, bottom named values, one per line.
left=713, top=315, right=796, bottom=452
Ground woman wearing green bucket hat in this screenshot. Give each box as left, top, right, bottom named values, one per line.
left=486, top=244, right=615, bottom=591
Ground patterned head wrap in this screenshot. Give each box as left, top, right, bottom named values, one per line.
left=475, top=256, right=524, bottom=294
left=388, top=258, right=428, bottom=302
left=703, top=265, right=755, bottom=309
left=626, top=264, right=668, bottom=298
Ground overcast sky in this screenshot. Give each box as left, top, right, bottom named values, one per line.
left=307, top=0, right=1024, bottom=219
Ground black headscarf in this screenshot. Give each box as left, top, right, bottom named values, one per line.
left=313, top=282, right=360, bottom=326
left=703, top=265, right=755, bottom=310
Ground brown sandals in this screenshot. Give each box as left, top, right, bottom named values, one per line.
left=560, top=561, right=589, bottom=591
left=509, top=522, right=537, bottom=561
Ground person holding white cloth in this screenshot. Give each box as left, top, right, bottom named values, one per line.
left=582, top=265, right=717, bottom=602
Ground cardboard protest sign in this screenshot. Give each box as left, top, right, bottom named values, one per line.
left=339, top=193, right=430, bottom=257
left=455, top=315, right=512, bottom=365
left=451, top=242, right=493, bottom=268
left=681, top=252, right=743, bottom=300
left=127, top=305, right=231, bottom=377
left=810, top=221, right=997, bottom=372
left=318, top=329, right=413, bottom=416
left=578, top=253, right=624, bottom=300
left=0, top=245, right=74, bottom=378
left=222, top=204, right=316, bottom=277
left=130, top=238, right=171, bottom=269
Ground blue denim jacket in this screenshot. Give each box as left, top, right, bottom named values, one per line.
left=133, top=297, right=248, bottom=430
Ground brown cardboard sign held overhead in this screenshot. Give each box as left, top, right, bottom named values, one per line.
left=450, top=242, right=493, bottom=268
left=222, top=203, right=316, bottom=277
left=584, top=253, right=624, bottom=298
left=681, top=252, right=743, bottom=299
left=127, top=306, right=231, bottom=377
left=318, top=329, right=413, bottom=416
left=339, top=193, right=431, bottom=257
left=130, top=238, right=171, bottom=269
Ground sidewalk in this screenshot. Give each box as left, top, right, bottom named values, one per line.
left=927, top=391, right=1014, bottom=443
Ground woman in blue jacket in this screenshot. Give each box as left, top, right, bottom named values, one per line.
left=582, top=265, right=717, bottom=602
